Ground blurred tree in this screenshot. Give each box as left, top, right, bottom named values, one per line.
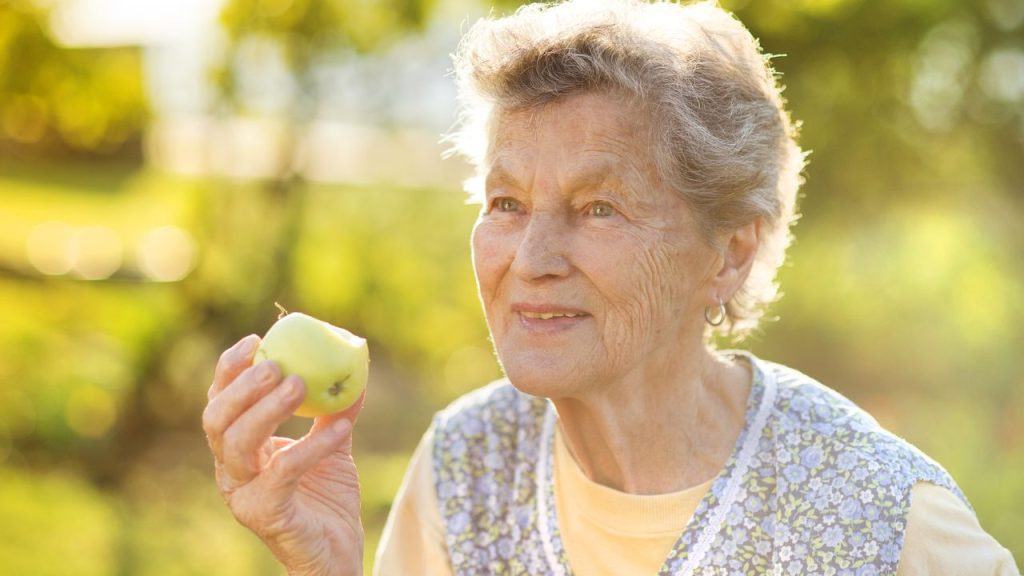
left=1, top=0, right=1021, bottom=572
left=97, top=0, right=445, bottom=488
left=726, top=0, right=1024, bottom=217
left=219, top=0, right=437, bottom=79
left=0, top=2, right=147, bottom=160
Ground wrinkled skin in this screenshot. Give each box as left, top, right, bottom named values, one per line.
left=203, top=335, right=366, bottom=576
left=472, top=91, right=724, bottom=400
left=203, top=91, right=758, bottom=571
left=472, top=92, right=759, bottom=493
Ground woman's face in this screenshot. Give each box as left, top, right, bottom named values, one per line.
left=471, top=92, right=722, bottom=398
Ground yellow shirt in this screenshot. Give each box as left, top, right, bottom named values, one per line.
left=374, top=425, right=1019, bottom=575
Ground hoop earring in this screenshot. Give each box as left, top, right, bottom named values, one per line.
left=704, top=299, right=727, bottom=327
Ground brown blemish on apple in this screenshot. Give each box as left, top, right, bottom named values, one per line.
left=329, top=376, right=349, bottom=397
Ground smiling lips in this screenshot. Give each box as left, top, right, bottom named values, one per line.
left=520, top=311, right=585, bottom=320
left=513, top=304, right=590, bottom=331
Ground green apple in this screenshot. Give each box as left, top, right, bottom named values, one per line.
left=254, top=312, right=369, bottom=418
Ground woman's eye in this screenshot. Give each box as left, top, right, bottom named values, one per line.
left=588, top=202, right=616, bottom=217
left=495, top=197, right=520, bottom=212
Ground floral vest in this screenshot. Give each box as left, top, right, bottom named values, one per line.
left=431, top=352, right=970, bottom=575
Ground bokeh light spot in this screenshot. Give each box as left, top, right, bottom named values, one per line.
left=985, top=0, right=1024, bottom=30
left=71, top=225, right=123, bottom=280
left=136, top=225, right=198, bottom=282
left=26, top=221, right=76, bottom=275
left=980, top=48, right=1024, bottom=103
left=911, top=21, right=978, bottom=131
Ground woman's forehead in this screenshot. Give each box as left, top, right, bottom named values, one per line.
left=492, top=92, right=648, bottom=139
left=486, top=93, right=655, bottom=170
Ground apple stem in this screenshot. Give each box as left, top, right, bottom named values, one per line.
left=274, top=302, right=289, bottom=320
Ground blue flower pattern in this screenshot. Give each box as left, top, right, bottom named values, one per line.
left=431, top=353, right=969, bottom=575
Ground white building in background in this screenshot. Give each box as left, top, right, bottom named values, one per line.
left=46, top=0, right=475, bottom=187
left=15, top=0, right=477, bottom=283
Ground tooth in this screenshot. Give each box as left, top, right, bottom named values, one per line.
left=522, top=311, right=584, bottom=319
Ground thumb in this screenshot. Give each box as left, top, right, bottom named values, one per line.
left=264, top=419, right=354, bottom=491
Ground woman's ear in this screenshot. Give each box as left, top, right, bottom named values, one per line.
left=711, top=217, right=762, bottom=303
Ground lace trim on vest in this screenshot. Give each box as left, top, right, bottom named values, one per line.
left=534, top=353, right=778, bottom=575
left=537, top=408, right=567, bottom=576
left=680, top=356, right=777, bottom=574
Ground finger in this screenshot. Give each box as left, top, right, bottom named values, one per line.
left=221, top=375, right=306, bottom=481
left=214, top=458, right=246, bottom=496
left=311, top=388, right=367, bottom=434
left=203, top=360, right=282, bottom=459
left=264, top=418, right=354, bottom=490
left=253, top=437, right=294, bottom=478
left=216, top=436, right=294, bottom=497
left=209, top=334, right=261, bottom=400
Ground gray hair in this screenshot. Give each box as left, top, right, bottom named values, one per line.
left=447, top=0, right=806, bottom=342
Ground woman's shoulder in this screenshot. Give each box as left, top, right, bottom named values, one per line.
left=755, top=356, right=969, bottom=506
left=761, top=358, right=885, bottom=435
left=428, top=379, right=551, bottom=522
left=432, top=378, right=548, bottom=435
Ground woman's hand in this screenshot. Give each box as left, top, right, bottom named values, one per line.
left=203, top=335, right=367, bottom=576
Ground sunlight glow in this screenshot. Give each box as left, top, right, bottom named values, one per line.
left=48, top=0, right=225, bottom=47
left=71, top=225, right=123, bottom=280
left=26, top=221, right=76, bottom=276
left=136, top=226, right=198, bottom=282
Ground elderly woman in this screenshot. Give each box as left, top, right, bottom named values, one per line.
left=202, top=1, right=1019, bottom=574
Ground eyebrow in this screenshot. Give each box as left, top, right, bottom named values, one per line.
left=484, top=163, right=525, bottom=193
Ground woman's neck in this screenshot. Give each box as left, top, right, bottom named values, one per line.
left=550, top=347, right=752, bottom=495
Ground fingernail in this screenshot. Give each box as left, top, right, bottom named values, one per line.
left=257, top=361, right=276, bottom=381
left=239, top=335, right=258, bottom=356
left=280, top=377, right=300, bottom=397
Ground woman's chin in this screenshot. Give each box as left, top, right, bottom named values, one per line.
left=499, top=356, right=588, bottom=400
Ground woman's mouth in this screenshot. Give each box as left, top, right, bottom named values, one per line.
left=514, top=305, right=590, bottom=332
left=520, top=311, right=585, bottom=320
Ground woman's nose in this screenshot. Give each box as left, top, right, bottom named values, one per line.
left=510, top=213, right=571, bottom=282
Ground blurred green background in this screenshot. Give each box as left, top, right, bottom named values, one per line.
left=0, top=0, right=1021, bottom=573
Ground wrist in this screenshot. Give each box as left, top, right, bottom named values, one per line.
left=286, top=568, right=360, bottom=576
left=282, top=543, right=363, bottom=576
left=285, top=559, right=361, bottom=576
